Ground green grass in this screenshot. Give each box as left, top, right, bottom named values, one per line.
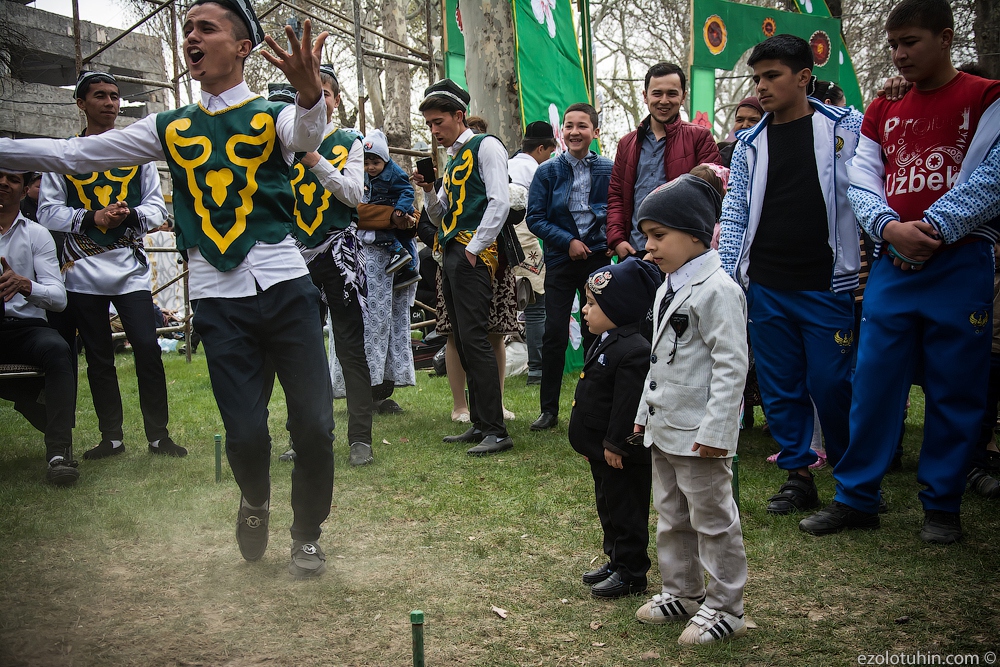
left=1, top=352, right=999, bottom=666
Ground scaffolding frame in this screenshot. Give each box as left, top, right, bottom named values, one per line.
left=69, top=0, right=438, bottom=159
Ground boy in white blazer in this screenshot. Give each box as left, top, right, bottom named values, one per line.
left=632, top=175, right=750, bottom=645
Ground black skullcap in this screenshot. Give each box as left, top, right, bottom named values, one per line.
left=193, top=0, right=265, bottom=47
left=319, top=64, right=338, bottom=84
left=587, top=256, right=664, bottom=328
left=636, top=174, right=722, bottom=247
left=267, top=83, right=296, bottom=104
left=422, top=79, right=470, bottom=109
left=74, top=71, right=118, bottom=99
left=524, top=121, right=554, bottom=139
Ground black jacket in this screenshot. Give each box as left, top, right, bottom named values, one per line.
left=568, top=322, right=651, bottom=463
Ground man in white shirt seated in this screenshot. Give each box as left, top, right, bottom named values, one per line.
left=0, top=169, right=79, bottom=486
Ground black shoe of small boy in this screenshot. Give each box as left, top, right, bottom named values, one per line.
left=393, top=266, right=420, bottom=289
left=591, top=571, right=647, bottom=599
left=766, top=470, right=819, bottom=515
left=385, top=249, right=410, bottom=275
left=799, top=501, right=880, bottom=536
left=582, top=562, right=613, bottom=586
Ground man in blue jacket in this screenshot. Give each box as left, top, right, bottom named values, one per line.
left=527, top=103, right=613, bottom=431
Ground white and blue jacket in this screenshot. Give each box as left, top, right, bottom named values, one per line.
left=719, top=99, right=864, bottom=293
left=847, top=99, right=1000, bottom=252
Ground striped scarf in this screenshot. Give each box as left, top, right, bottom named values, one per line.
left=297, top=225, right=368, bottom=317
left=61, top=227, right=146, bottom=273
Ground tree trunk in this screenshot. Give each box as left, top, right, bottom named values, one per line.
left=382, top=0, right=412, bottom=172
left=975, top=0, right=1000, bottom=79
left=460, top=1, right=521, bottom=154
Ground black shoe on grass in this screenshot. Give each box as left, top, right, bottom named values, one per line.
left=236, top=497, right=269, bottom=562
left=968, top=467, right=1000, bottom=499
left=83, top=439, right=125, bottom=460
left=920, top=510, right=962, bottom=544
left=799, top=501, right=880, bottom=536
left=766, top=471, right=819, bottom=515
left=289, top=541, right=327, bottom=578
left=149, top=437, right=187, bottom=457
left=45, top=457, right=80, bottom=486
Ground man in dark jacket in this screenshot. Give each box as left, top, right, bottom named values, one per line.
left=527, top=103, right=613, bottom=431
left=607, top=63, right=721, bottom=258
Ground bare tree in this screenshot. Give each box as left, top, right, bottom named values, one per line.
left=974, top=0, right=999, bottom=78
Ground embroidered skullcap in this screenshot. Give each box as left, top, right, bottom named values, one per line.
left=74, top=71, right=118, bottom=99
left=422, top=79, right=470, bottom=109
left=319, top=64, right=338, bottom=84
left=267, top=83, right=296, bottom=104
left=193, top=0, right=265, bottom=48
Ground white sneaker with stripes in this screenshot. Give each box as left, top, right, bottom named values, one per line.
left=635, top=593, right=703, bottom=625
left=677, top=605, right=747, bottom=645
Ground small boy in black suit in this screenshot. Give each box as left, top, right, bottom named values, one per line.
left=569, top=256, right=663, bottom=599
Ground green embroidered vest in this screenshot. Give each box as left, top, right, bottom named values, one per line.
left=63, top=166, right=145, bottom=246
left=438, top=133, right=491, bottom=246
left=290, top=128, right=359, bottom=248
left=155, top=97, right=294, bottom=271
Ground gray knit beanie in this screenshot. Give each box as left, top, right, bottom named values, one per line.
left=635, top=174, right=722, bottom=247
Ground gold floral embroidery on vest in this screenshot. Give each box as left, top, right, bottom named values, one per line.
left=65, top=167, right=139, bottom=234
left=164, top=112, right=276, bottom=254
left=289, top=143, right=349, bottom=236
left=442, top=147, right=474, bottom=237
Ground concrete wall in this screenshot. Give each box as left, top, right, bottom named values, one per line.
left=0, top=0, right=168, bottom=139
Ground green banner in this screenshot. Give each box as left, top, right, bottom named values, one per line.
left=511, top=0, right=592, bottom=135
left=443, top=0, right=466, bottom=89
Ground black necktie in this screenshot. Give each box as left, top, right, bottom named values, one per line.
left=657, top=284, right=675, bottom=324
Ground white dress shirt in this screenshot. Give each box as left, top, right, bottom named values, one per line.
left=0, top=81, right=327, bottom=300
left=507, top=151, right=539, bottom=190
left=666, top=250, right=711, bottom=294
left=0, top=213, right=67, bottom=319
left=425, top=128, right=510, bottom=256
left=37, top=163, right=166, bottom=296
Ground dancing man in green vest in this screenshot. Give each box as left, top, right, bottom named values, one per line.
left=287, top=64, right=376, bottom=468
left=414, top=79, right=513, bottom=455
left=37, top=70, right=185, bottom=461
left=0, top=0, right=336, bottom=578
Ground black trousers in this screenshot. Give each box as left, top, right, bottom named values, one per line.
left=308, top=253, right=373, bottom=446
left=193, top=276, right=335, bottom=542
left=67, top=290, right=169, bottom=443
left=540, top=254, right=610, bottom=416
left=440, top=241, right=506, bottom=437
left=0, top=320, right=77, bottom=460
left=590, top=457, right=652, bottom=583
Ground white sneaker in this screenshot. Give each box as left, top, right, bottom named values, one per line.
left=635, top=593, right=703, bottom=624
left=677, top=605, right=747, bottom=645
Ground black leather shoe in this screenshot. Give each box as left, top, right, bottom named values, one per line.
left=149, top=436, right=188, bottom=457
left=582, top=562, right=613, bottom=586
left=590, top=571, right=647, bottom=599
left=799, top=501, right=880, bottom=536
left=766, top=471, right=820, bottom=515
left=530, top=412, right=557, bottom=431
left=467, top=435, right=514, bottom=456
left=236, top=497, right=269, bottom=561
left=443, top=427, right=483, bottom=444
left=920, top=510, right=961, bottom=544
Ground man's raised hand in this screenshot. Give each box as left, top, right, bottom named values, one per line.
left=261, top=19, right=328, bottom=109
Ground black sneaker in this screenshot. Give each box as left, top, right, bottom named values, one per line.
left=799, top=501, right=880, bottom=536
left=45, top=457, right=80, bottom=486
left=349, top=442, right=374, bottom=467
left=149, top=437, right=188, bottom=457
left=766, top=471, right=820, bottom=515
left=920, top=510, right=962, bottom=544
left=393, top=266, right=420, bottom=289
left=385, top=250, right=410, bottom=275
left=288, top=540, right=327, bottom=578
left=83, top=439, right=125, bottom=460
left=376, top=399, right=403, bottom=414
left=968, top=467, right=1000, bottom=499
left=236, top=497, right=269, bottom=561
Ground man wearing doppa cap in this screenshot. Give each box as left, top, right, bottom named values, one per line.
left=413, top=79, right=513, bottom=456
left=0, top=1, right=338, bottom=577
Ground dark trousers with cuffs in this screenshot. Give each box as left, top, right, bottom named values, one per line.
left=308, top=253, right=373, bottom=446
left=440, top=240, right=506, bottom=437
left=193, top=276, right=335, bottom=542
left=590, top=457, right=651, bottom=583
left=540, top=254, right=610, bottom=416
left=0, top=320, right=77, bottom=460
left=66, top=290, right=169, bottom=443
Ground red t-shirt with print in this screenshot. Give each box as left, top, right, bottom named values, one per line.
left=861, top=71, right=1000, bottom=222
